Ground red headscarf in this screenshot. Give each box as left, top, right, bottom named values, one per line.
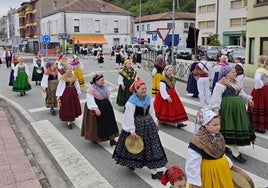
left=161, top=166, right=184, bottom=185
left=129, top=77, right=144, bottom=93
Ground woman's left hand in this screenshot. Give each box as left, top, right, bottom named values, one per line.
left=248, top=99, right=254, bottom=108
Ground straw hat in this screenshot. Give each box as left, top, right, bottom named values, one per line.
left=125, top=135, right=144, bottom=154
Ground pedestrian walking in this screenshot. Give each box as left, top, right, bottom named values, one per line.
left=56, top=64, right=82, bottom=129
left=41, top=61, right=59, bottom=116
left=116, top=59, right=137, bottom=107
left=234, top=57, right=245, bottom=88
left=209, top=65, right=255, bottom=163
left=115, top=49, right=122, bottom=69
left=151, top=54, right=166, bottom=97
left=186, top=56, right=199, bottom=98
left=249, top=55, right=268, bottom=134
left=211, top=55, right=229, bottom=91
left=31, top=52, right=45, bottom=85
left=2, top=48, right=12, bottom=68
left=97, top=50, right=104, bottom=68
left=154, top=65, right=188, bottom=128
left=161, top=166, right=186, bottom=188
left=8, top=54, right=20, bottom=86
left=71, top=55, right=85, bottom=88
left=185, top=108, right=234, bottom=188
left=81, top=73, right=119, bottom=146
left=12, top=57, right=31, bottom=96
left=193, top=56, right=212, bottom=106
left=57, top=54, right=69, bottom=78
left=113, top=78, right=168, bottom=180
left=135, top=47, right=142, bottom=68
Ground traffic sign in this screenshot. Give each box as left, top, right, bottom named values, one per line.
left=132, top=36, right=137, bottom=42
left=156, top=28, right=171, bottom=42
left=42, top=35, right=51, bottom=44
left=152, top=32, right=157, bottom=41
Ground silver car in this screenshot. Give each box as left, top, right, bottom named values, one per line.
left=176, top=45, right=192, bottom=60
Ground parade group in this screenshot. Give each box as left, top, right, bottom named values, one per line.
left=2, top=45, right=268, bottom=188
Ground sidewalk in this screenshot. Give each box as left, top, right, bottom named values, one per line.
left=0, top=110, right=41, bottom=188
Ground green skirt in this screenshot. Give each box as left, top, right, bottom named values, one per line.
left=116, top=79, right=134, bottom=106
left=220, top=96, right=251, bottom=146
left=13, top=71, right=31, bottom=92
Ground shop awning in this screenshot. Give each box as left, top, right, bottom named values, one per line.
left=71, top=35, right=108, bottom=44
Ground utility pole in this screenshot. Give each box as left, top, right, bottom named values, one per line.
left=139, top=0, right=141, bottom=45
left=171, top=0, right=175, bottom=65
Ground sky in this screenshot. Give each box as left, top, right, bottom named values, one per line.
left=0, top=0, right=25, bottom=17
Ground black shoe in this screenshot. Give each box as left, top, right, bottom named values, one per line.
left=38, top=82, right=41, bottom=85
left=20, top=92, right=23, bottom=96
left=23, top=91, right=26, bottom=95
left=232, top=154, right=247, bottom=163
left=151, top=171, right=163, bottom=180
left=68, top=123, right=73, bottom=129
left=225, top=147, right=232, bottom=155
left=110, top=140, right=117, bottom=146
left=192, top=94, right=198, bottom=98
left=36, top=81, right=38, bottom=85
left=255, top=129, right=265, bottom=134
left=51, top=109, right=56, bottom=116
left=128, top=167, right=135, bottom=171
left=177, top=122, right=187, bottom=128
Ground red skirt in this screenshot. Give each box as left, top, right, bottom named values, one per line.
left=250, top=85, right=268, bottom=131
left=154, top=88, right=188, bottom=124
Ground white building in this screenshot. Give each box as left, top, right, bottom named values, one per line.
left=134, top=12, right=196, bottom=46
left=40, top=0, right=133, bottom=52
left=196, top=0, right=247, bottom=46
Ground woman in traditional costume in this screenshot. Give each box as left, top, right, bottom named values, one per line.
left=209, top=65, right=254, bottom=163
left=113, top=78, right=167, bottom=180
left=31, top=52, right=45, bottom=85
left=41, top=61, right=59, bottom=116
left=249, top=55, right=268, bottom=133
left=154, top=65, right=188, bottom=128
left=71, top=55, right=85, bottom=88
left=81, top=73, right=119, bottom=146
left=12, top=57, right=31, bottom=96
left=8, top=54, right=20, bottom=86
left=116, top=59, right=137, bottom=107
left=56, top=65, right=82, bottom=129
left=151, top=54, right=166, bottom=97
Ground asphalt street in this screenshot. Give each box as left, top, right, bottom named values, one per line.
left=0, top=53, right=268, bottom=188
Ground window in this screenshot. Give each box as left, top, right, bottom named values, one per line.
left=147, top=24, right=150, bottom=31
left=137, top=25, right=139, bottom=32
left=184, top=22, right=189, bottom=29
left=230, top=17, right=246, bottom=26
left=207, top=4, right=215, bottom=12
left=74, top=19, right=79, bottom=32
left=260, top=37, right=268, bottom=57
left=114, top=20, right=119, bottom=33
left=94, top=20, right=100, bottom=33
left=249, top=38, right=255, bottom=64
left=167, top=22, right=172, bottom=29
left=231, top=0, right=243, bottom=9
left=53, top=1, right=57, bottom=8
left=198, top=21, right=206, bottom=29
left=199, top=4, right=215, bottom=13
left=257, top=0, right=268, bottom=3
left=190, top=23, right=195, bottom=27
left=142, top=25, right=144, bottom=31
left=207, top=20, right=215, bottom=28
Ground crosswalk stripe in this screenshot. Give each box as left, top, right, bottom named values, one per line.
left=31, top=120, right=113, bottom=188
left=73, top=109, right=268, bottom=187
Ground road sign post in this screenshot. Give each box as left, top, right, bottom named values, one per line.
left=42, top=35, right=51, bottom=60
left=157, top=28, right=171, bottom=58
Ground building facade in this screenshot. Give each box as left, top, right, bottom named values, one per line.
left=196, top=0, right=247, bottom=46
left=134, top=12, right=196, bottom=46
left=0, top=16, right=8, bottom=46
left=245, top=0, right=268, bottom=77
left=40, top=0, right=133, bottom=53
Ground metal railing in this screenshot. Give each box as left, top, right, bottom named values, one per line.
left=142, top=51, right=192, bottom=82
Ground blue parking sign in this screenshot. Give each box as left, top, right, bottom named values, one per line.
left=42, top=35, right=51, bottom=44
left=152, top=32, right=157, bottom=41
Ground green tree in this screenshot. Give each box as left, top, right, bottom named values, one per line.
left=208, top=34, right=221, bottom=46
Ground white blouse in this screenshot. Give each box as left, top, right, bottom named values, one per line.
left=122, top=99, right=158, bottom=133
left=14, top=63, right=30, bottom=77
left=56, top=80, right=81, bottom=97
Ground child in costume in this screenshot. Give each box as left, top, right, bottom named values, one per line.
left=161, top=165, right=186, bottom=188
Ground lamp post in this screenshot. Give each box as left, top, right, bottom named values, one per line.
left=139, top=0, right=141, bottom=45
left=171, top=0, right=175, bottom=65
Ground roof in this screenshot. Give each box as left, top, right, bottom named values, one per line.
left=46, top=0, right=132, bottom=17
left=134, top=12, right=195, bottom=23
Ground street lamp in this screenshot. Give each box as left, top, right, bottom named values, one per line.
left=171, top=0, right=175, bottom=65
left=139, top=0, right=141, bottom=45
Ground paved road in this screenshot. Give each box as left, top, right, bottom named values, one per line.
left=0, top=54, right=268, bottom=188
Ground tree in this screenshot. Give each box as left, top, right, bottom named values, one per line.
left=208, top=34, right=220, bottom=46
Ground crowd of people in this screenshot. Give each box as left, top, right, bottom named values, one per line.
left=2, top=46, right=266, bottom=187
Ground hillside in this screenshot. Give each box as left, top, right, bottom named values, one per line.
left=105, top=0, right=196, bottom=17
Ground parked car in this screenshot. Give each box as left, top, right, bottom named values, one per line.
left=230, top=48, right=245, bottom=63
left=176, top=45, right=192, bottom=60
left=205, top=46, right=222, bottom=61
left=221, top=45, right=245, bottom=62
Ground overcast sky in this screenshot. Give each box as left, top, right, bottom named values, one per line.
left=0, top=0, right=24, bottom=17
